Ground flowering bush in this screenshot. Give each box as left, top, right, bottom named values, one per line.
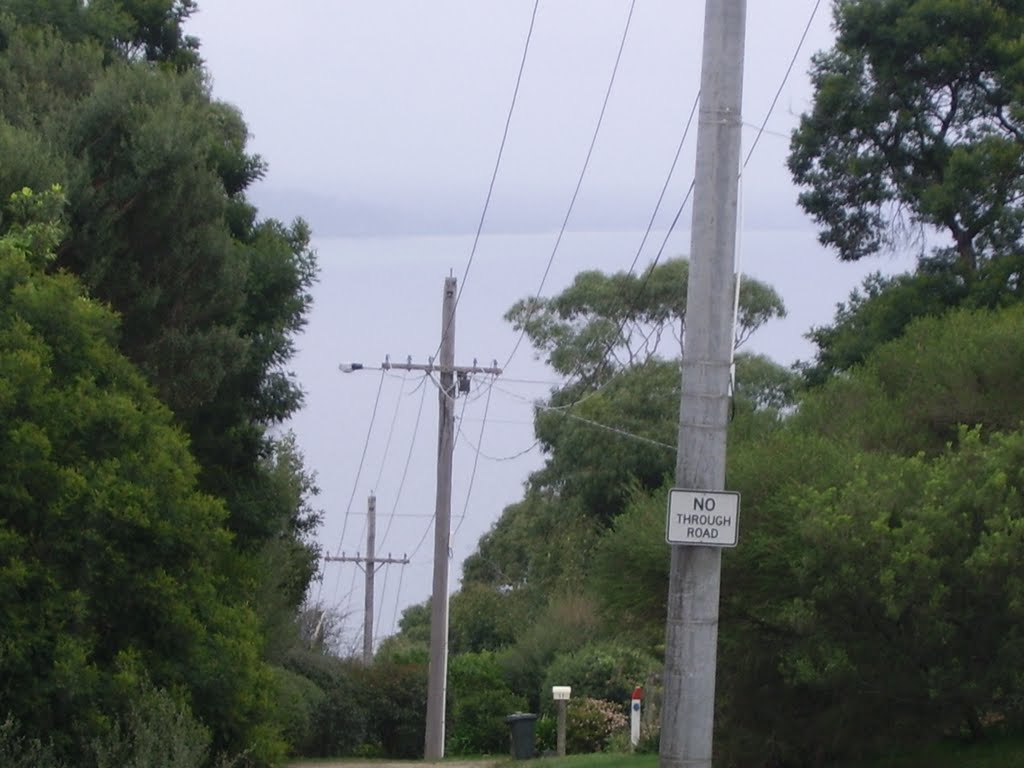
left=566, top=697, right=627, bottom=754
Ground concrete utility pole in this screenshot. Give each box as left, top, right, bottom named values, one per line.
left=660, top=1, right=747, bottom=767
left=382, top=277, right=502, bottom=761
left=324, top=494, right=409, bottom=664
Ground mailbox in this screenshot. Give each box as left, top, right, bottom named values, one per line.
left=552, top=685, right=571, bottom=701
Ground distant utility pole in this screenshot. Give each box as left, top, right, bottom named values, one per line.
left=382, top=277, right=501, bottom=761
left=661, top=1, right=747, bottom=768
left=324, top=494, right=409, bottom=664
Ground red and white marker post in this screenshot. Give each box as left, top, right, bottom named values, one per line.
left=630, top=686, right=643, bottom=749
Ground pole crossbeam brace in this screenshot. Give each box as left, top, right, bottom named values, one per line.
left=383, top=357, right=503, bottom=376
left=324, top=554, right=410, bottom=568
left=323, top=495, right=408, bottom=665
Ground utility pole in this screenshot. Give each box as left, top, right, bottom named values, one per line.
left=324, top=494, right=409, bottom=664
left=381, top=277, right=502, bottom=761
left=661, top=1, right=746, bottom=768
left=425, top=275, right=455, bottom=763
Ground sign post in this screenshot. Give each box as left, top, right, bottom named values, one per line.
left=552, top=686, right=571, bottom=757
left=630, top=686, right=643, bottom=750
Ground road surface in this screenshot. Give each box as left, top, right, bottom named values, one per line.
left=288, top=760, right=500, bottom=768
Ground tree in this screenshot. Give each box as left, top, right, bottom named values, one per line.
left=503, top=259, right=787, bottom=523
left=587, top=490, right=670, bottom=646
left=3, top=0, right=200, bottom=68
left=447, top=652, right=526, bottom=755
left=789, top=0, right=1024, bottom=277
left=579, top=301, right=1024, bottom=764
left=0, top=7, right=324, bottom=759
left=461, top=492, right=598, bottom=597
left=796, top=304, right=1024, bottom=456
left=452, top=260, right=790, bottom=729
left=798, top=263, right=968, bottom=385
left=722, top=429, right=1024, bottom=762
left=0, top=11, right=320, bottom=627
left=448, top=582, right=525, bottom=655
left=719, top=304, right=1024, bottom=764
left=0, top=187, right=282, bottom=764
left=506, top=258, right=785, bottom=385
left=541, top=641, right=660, bottom=708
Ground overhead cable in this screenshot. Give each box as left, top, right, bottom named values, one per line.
left=502, top=0, right=640, bottom=371
left=441, top=0, right=542, bottom=359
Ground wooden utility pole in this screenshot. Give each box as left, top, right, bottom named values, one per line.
left=381, top=277, right=501, bottom=761
left=324, top=494, right=408, bottom=664
left=661, top=1, right=747, bottom=768
left=425, top=276, right=455, bottom=762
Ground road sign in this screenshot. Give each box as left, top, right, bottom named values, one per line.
left=666, top=488, right=739, bottom=547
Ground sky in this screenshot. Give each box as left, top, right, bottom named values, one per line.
left=185, top=1, right=917, bottom=650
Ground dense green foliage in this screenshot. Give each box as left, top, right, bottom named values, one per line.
left=541, top=643, right=659, bottom=710
left=383, top=54, right=1024, bottom=755
left=380, top=259, right=793, bottom=756
left=11, top=0, right=1024, bottom=764
left=789, top=0, right=1024, bottom=274
left=506, top=258, right=785, bottom=384
left=0, top=189, right=283, bottom=762
left=575, top=305, right=1024, bottom=765
left=0, top=3, right=321, bottom=764
left=447, top=651, right=527, bottom=755
left=791, top=0, right=1024, bottom=383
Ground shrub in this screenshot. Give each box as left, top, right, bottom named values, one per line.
left=0, top=717, right=65, bottom=768
left=91, top=682, right=211, bottom=768
left=447, top=651, right=527, bottom=755
left=535, top=715, right=556, bottom=753
left=267, top=666, right=325, bottom=755
left=565, top=697, right=627, bottom=754
left=497, top=594, right=599, bottom=712
left=363, top=659, right=428, bottom=758
left=542, top=641, right=658, bottom=711
left=280, top=650, right=366, bottom=757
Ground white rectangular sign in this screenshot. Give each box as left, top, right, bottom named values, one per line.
left=666, top=489, right=740, bottom=547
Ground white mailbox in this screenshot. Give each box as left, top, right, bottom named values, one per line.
left=552, top=686, right=572, bottom=701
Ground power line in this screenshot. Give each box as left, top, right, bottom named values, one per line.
left=333, top=557, right=361, bottom=633
left=375, top=562, right=390, bottom=641
left=350, top=374, right=413, bottom=557
left=507, top=175, right=697, bottom=426
left=502, top=89, right=701, bottom=424
left=742, top=0, right=824, bottom=170
left=505, top=0, right=823, bottom=422
left=314, top=368, right=386, bottom=609
left=346, top=0, right=826, bottom=654
left=336, top=369, right=386, bottom=553
left=378, top=376, right=430, bottom=552
left=494, top=376, right=565, bottom=386
left=373, top=373, right=410, bottom=490
left=453, top=378, right=495, bottom=538
left=408, top=508, right=435, bottom=562
left=623, top=93, right=701, bottom=279
left=741, top=121, right=788, bottom=140
left=389, top=564, right=406, bottom=637
left=500, top=0, right=823, bottom=413
left=443, top=0, right=542, bottom=358
left=458, top=429, right=541, bottom=461
left=491, top=381, right=675, bottom=452
left=502, top=0, right=640, bottom=371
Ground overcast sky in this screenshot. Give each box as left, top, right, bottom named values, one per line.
left=185, top=1, right=916, bottom=649
left=190, top=1, right=842, bottom=236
